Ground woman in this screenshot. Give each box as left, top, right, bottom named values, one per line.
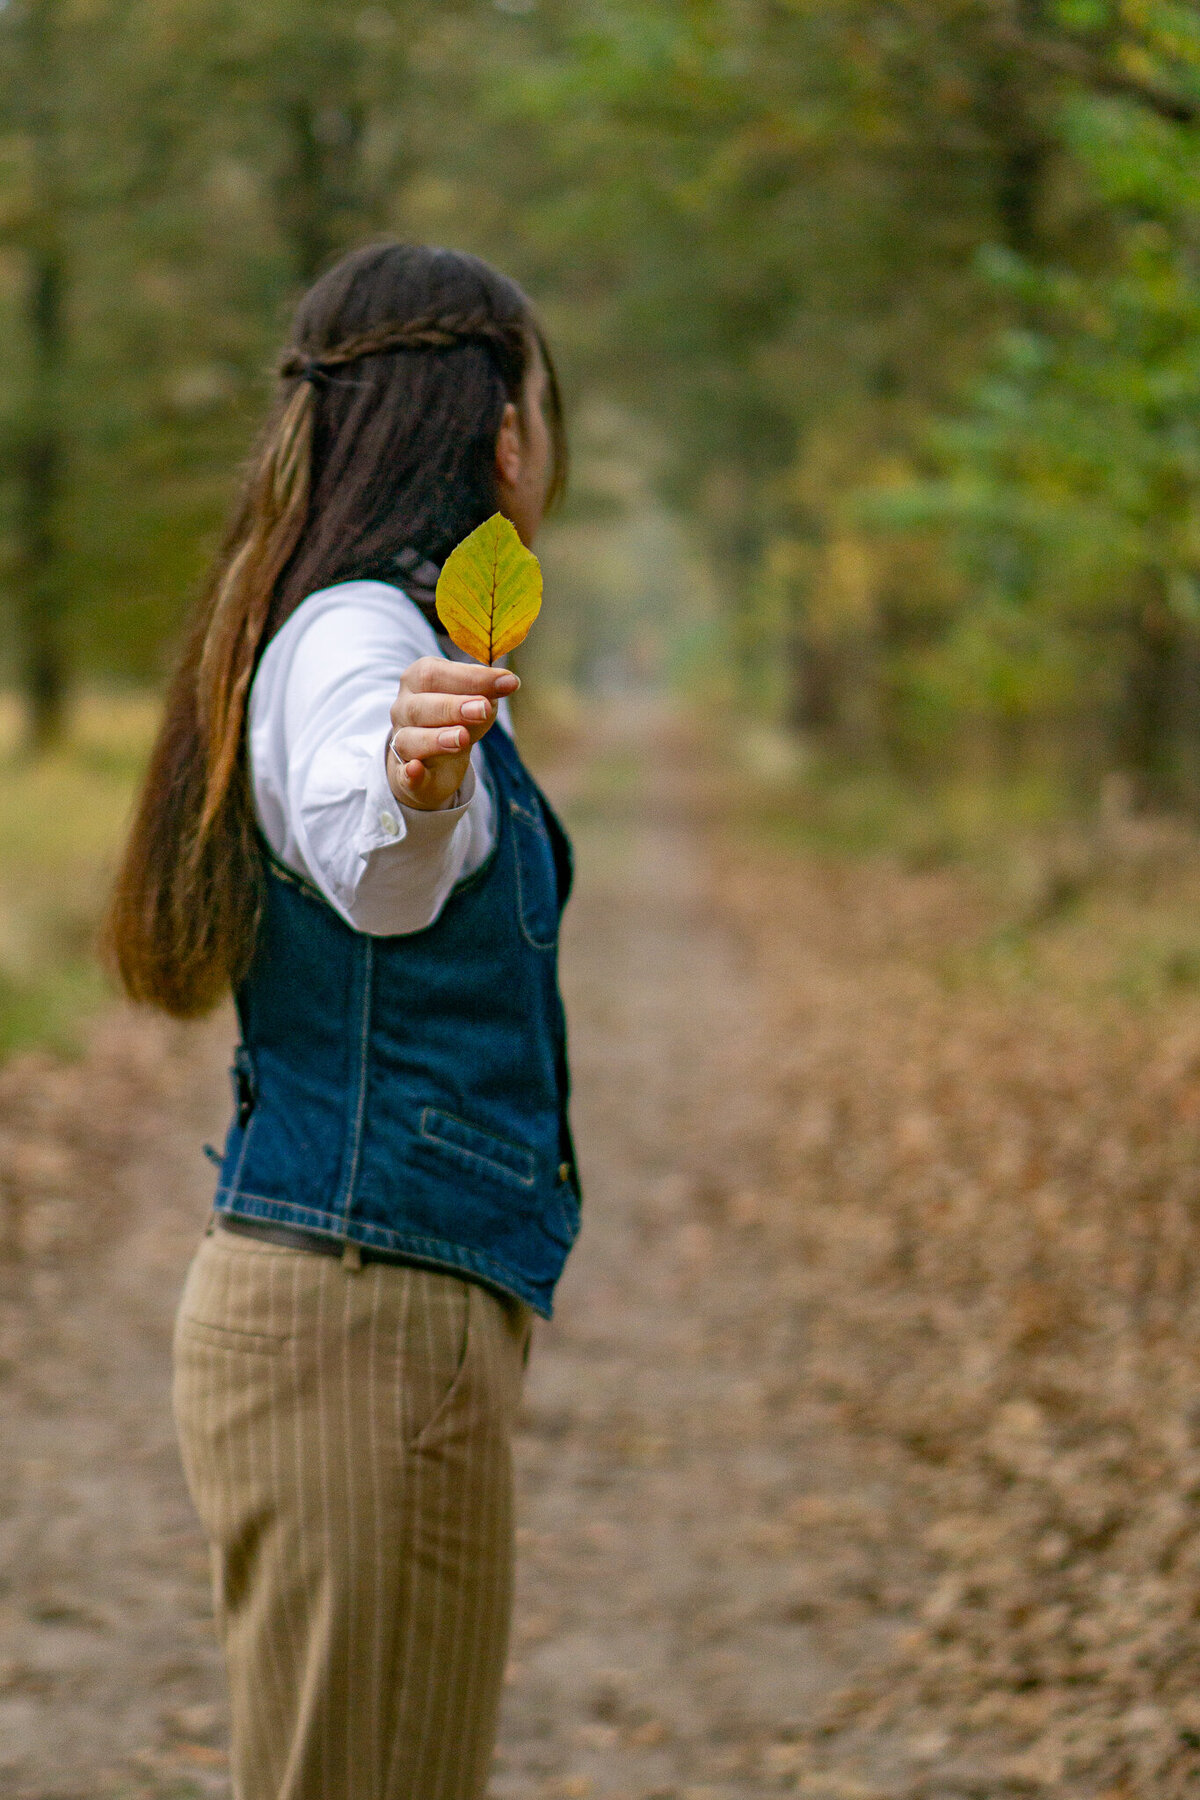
left=105, top=242, right=580, bottom=1800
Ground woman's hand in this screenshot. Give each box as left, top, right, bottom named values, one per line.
left=387, top=658, right=519, bottom=811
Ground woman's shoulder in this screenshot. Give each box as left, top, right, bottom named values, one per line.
left=254, top=580, right=440, bottom=699
left=277, top=579, right=438, bottom=657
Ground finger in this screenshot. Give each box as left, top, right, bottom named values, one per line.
left=395, top=692, right=494, bottom=731
left=403, top=658, right=520, bottom=698
left=393, top=752, right=465, bottom=803
left=390, top=725, right=472, bottom=763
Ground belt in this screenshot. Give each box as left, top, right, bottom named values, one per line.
left=216, top=1212, right=414, bottom=1269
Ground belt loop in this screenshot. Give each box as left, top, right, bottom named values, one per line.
left=341, top=1238, right=363, bottom=1272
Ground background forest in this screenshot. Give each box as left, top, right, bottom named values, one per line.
left=11, top=11, right=1200, bottom=1797
left=1, top=0, right=1198, bottom=788
left=2, top=0, right=1200, bottom=1049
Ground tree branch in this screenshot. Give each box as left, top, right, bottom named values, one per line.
left=991, top=20, right=1200, bottom=126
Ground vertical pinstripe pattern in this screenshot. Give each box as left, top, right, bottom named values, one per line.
left=172, top=1227, right=530, bottom=1800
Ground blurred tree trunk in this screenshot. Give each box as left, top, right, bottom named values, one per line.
left=273, top=93, right=368, bottom=287
left=994, top=129, right=1049, bottom=261
left=1170, top=616, right=1200, bottom=814
left=1113, top=578, right=1200, bottom=812
left=15, top=241, right=67, bottom=752
left=254, top=5, right=419, bottom=291
left=980, top=8, right=1053, bottom=262
left=12, top=0, right=70, bottom=753
left=686, top=455, right=770, bottom=711
left=1117, top=577, right=1180, bottom=805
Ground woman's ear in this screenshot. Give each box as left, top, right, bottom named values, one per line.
left=495, top=401, right=523, bottom=488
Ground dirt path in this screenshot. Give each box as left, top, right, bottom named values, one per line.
left=3, top=718, right=884, bottom=1800
left=494, top=751, right=916, bottom=1800
left=5, top=716, right=1200, bottom=1799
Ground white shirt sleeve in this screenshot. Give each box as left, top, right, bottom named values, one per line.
left=247, top=579, right=505, bottom=935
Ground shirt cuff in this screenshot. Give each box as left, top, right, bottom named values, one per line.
left=358, top=741, right=477, bottom=854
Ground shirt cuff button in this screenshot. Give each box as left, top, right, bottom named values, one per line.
left=379, top=810, right=400, bottom=838
left=557, top=1162, right=572, bottom=1182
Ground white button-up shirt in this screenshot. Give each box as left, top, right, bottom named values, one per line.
left=247, top=581, right=507, bottom=936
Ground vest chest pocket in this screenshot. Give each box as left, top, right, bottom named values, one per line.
left=509, top=798, right=559, bottom=950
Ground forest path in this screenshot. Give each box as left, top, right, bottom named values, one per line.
left=8, top=708, right=1158, bottom=1800
left=495, top=717, right=910, bottom=1799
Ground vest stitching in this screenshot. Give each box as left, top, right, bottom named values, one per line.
left=510, top=799, right=558, bottom=951
left=224, top=1098, right=258, bottom=1200
left=336, top=935, right=374, bottom=1228
left=211, top=1191, right=561, bottom=1312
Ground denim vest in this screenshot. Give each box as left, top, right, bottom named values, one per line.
left=213, top=723, right=579, bottom=1318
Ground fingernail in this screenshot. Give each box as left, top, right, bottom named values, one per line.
left=494, top=673, right=519, bottom=693
left=439, top=728, right=465, bottom=750
left=461, top=698, right=488, bottom=721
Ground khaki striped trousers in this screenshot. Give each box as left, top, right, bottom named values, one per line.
left=172, top=1224, right=532, bottom=1800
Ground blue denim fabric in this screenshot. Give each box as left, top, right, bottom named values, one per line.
left=213, top=724, right=579, bottom=1318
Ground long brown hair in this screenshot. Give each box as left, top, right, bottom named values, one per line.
left=105, top=243, right=566, bottom=1017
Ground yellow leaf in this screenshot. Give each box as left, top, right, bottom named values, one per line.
left=435, top=513, right=542, bottom=665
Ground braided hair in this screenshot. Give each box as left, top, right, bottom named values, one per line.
left=276, top=311, right=528, bottom=377
left=106, top=243, right=566, bottom=1017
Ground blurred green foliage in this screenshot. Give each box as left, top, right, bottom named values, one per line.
left=0, top=0, right=1197, bottom=801
left=0, top=693, right=158, bottom=1054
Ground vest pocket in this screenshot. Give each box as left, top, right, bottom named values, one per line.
left=419, top=1107, right=537, bottom=1188
left=509, top=798, right=559, bottom=950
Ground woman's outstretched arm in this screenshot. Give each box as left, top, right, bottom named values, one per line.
left=247, top=580, right=513, bottom=935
